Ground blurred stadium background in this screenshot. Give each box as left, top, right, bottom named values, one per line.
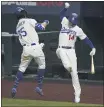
left=1, top=1, right=104, bottom=81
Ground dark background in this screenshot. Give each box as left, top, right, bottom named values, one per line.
left=1, top=1, right=104, bottom=81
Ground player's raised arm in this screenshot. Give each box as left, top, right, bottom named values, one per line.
left=29, top=19, right=49, bottom=30
left=60, top=2, right=70, bottom=20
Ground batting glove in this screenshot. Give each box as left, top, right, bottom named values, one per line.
left=65, top=2, right=70, bottom=8
left=43, top=20, right=49, bottom=25
left=72, top=13, right=78, bottom=18
left=90, top=48, right=96, bottom=56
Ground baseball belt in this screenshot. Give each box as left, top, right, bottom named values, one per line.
left=23, top=43, right=36, bottom=46
left=59, top=46, right=74, bottom=49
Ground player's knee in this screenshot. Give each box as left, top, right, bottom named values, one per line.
left=63, top=64, right=71, bottom=71
left=18, top=67, right=26, bottom=73
left=38, top=64, right=46, bottom=69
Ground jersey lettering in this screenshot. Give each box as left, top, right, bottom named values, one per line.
left=60, top=27, right=69, bottom=33
left=17, top=21, right=25, bottom=28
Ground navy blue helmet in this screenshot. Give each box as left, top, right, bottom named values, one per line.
left=69, top=13, right=78, bottom=25
left=15, top=7, right=27, bottom=20
left=15, top=7, right=25, bottom=14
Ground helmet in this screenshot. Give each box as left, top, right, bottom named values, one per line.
left=69, top=13, right=78, bottom=25
left=15, top=7, right=27, bottom=20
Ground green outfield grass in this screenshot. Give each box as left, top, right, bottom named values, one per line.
left=2, top=98, right=103, bottom=107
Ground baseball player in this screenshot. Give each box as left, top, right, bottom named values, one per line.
left=11, top=7, right=49, bottom=98
left=56, top=3, right=96, bottom=103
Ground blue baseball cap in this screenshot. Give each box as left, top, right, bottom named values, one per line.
left=69, top=13, right=78, bottom=25
left=15, top=7, right=25, bottom=14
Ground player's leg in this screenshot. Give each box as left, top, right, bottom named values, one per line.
left=56, top=48, right=71, bottom=72
left=66, top=50, right=81, bottom=103
left=70, top=71, right=81, bottom=103
left=34, top=51, right=46, bottom=96
left=11, top=53, right=32, bottom=98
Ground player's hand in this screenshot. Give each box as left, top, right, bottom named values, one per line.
left=90, top=48, right=96, bottom=56
left=72, top=13, right=78, bottom=18
left=43, top=20, right=49, bottom=25
left=41, top=20, right=49, bottom=30
left=40, top=43, right=45, bottom=49
left=65, top=2, right=70, bottom=8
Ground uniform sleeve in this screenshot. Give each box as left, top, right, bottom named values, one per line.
left=77, top=28, right=87, bottom=40
left=60, top=8, right=67, bottom=20
left=29, top=19, right=37, bottom=27
left=61, top=17, right=69, bottom=26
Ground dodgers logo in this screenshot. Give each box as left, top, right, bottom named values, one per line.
left=60, top=27, right=69, bottom=33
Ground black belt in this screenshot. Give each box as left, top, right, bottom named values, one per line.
left=23, top=43, right=36, bottom=46
left=59, top=46, right=74, bottom=49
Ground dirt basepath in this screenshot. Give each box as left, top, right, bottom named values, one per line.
left=2, top=79, right=103, bottom=104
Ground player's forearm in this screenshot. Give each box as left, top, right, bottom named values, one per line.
left=35, top=23, right=44, bottom=30
left=60, top=2, right=70, bottom=20
left=60, top=8, right=67, bottom=20
left=83, top=37, right=95, bottom=49
left=35, top=20, right=49, bottom=30
left=41, top=20, right=49, bottom=30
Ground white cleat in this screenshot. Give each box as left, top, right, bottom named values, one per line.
left=74, top=96, right=80, bottom=103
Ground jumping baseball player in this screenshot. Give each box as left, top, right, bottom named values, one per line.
left=56, top=3, right=96, bottom=103
left=11, top=7, right=49, bottom=98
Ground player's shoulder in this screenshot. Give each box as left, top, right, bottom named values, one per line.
left=24, top=18, right=37, bottom=22
left=61, top=17, right=69, bottom=25
left=74, top=25, right=83, bottom=32
left=28, top=18, right=36, bottom=21
left=24, top=18, right=37, bottom=25
left=62, top=17, right=68, bottom=21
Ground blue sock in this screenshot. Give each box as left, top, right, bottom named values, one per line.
left=13, top=71, right=23, bottom=89
left=36, top=69, right=45, bottom=89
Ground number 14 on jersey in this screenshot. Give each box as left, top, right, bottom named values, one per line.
left=69, top=34, right=74, bottom=40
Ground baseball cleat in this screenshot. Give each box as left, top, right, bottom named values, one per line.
left=35, top=87, right=44, bottom=96
left=11, top=88, right=17, bottom=98
left=74, top=96, right=80, bottom=103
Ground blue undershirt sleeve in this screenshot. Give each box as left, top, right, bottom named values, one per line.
left=83, top=37, right=94, bottom=48
left=60, top=8, right=67, bottom=20
left=35, top=23, right=45, bottom=30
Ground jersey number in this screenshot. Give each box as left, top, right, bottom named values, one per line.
left=69, top=35, right=74, bottom=40
left=17, top=27, right=27, bottom=38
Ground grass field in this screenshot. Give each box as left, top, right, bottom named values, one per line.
left=2, top=98, right=103, bottom=107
